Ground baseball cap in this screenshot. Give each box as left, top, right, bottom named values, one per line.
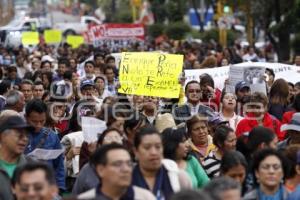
left=0, top=115, right=34, bottom=133
left=80, top=79, right=95, bottom=90
left=281, top=113, right=300, bottom=132
left=235, top=81, right=250, bottom=93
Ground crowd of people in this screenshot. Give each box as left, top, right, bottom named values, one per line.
left=0, top=38, right=300, bottom=200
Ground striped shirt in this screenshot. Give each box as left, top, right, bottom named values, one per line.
left=203, top=151, right=221, bottom=179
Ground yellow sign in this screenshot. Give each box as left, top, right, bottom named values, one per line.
left=22, top=32, right=39, bottom=45
left=118, top=52, right=183, bottom=98
left=44, top=29, right=62, bottom=44
left=66, top=35, right=84, bottom=48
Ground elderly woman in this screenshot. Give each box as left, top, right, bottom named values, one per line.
left=186, top=114, right=216, bottom=163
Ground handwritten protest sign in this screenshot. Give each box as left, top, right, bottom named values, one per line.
left=118, top=52, right=183, bottom=98
left=22, top=31, right=39, bottom=45
left=66, top=35, right=84, bottom=48
left=44, top=29, right=62, bottom=44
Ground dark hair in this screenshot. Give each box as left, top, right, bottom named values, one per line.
left=94, top=76, right=106, bottom=84
left=288, top=82, right=294, bottom=88
left=104, top=65, right=114, bottom=74
left=90, top=143, right=127, bottom=166
left=134, top=125, right=160, bottom=148
left=220, top=91, right=237, bottom=103
left=266, top=68, right=275, bottom=78
left=41, top=60, right=52, bottom=68
left=105, top=105, right=126, bottom=127
left=105, top=55, right=115, bottom=63
left=33, top=80, right=43, bottom=87
left=220, top=150, right=247, bottom=174
left=12, top=162, right=56, bottom=186
left=213, top=125, right=234, bottom=148
left=162, top=128, right=188, bottom=160
left=186, top=114, right=208, bottom=136
left=58, top=58, right=69, bottom=66
left=269, top=79, right=289, bottom=105
left=252, top=148, right=286, bottom=185
left=0, top=80, right=11, bottom=95
left=250, top=92, right=268, bottom=106
left=292, top=93, right=300, bottom=112
left=171, top=190, right=212, bottom=200
left=200, top=73, right=214, bottom=88
left=295, top=81, right=300, bottom=88
left=124, top=112, right=144, bottom=136
left=284, top=144, right=300, bottom=179
left=203, top=177, right=241, bottom=200
left=184, top=80, right=199, bottom=93
left=247, top=126, right=276, bottom=154
left=63, top=70, right=73, bottom=81
left=25, top=99, right=48, bottom=115
left=84, top=60, right=95, bottom=67
left=97, top=128, right=123, bottom=145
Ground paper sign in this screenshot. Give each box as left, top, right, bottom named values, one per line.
left=81, top=117, right=107, bottom=143
left=27, top=148, right=64, bottom=160
left=22, top=31, right=39, bottom=45
left=118, top=52, right=183, bottom=98
left=66, top=35, right=84, bottom=48
left=44, top=29, right=62, bottom=44
left=226, top=65, right=266, bottom=94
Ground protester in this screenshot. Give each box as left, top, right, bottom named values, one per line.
left=284, top=144, right=300, bottom=192
left=19, top=79, right=33, bottom=103
left=5, top=90, right=25, bottom=113
left=77, top=143, right=155, bottom=200
left=12, top=162, right=60, bottom=200
left=287, top=150, right=300, bottom=200
left=220, top=150, right=248, bottom=194
left=235, top=81, right=251, bottom=116
left=162, top=127, right=209, bottom=188
left=268, top=79, right=290, bottom=120
left=243, top=148, right=288, bottom=200
left=174, top=80, right=214, bottom=124
left=203, top=125, right=237, bottom=178
left=203, top=177, right=241, bottom=200
left=186, top=114, right=216, bottom=163
left=236, top=92, right=284, bottom=141
left=219, top=92, right=243, bottom=131
left=278, top=113, right=300, bottom=151
left=24, top=99, right=66, bottom=192
left=0, top=115, right=33, bottom=200
left=132, top=126, right=192, bottom=199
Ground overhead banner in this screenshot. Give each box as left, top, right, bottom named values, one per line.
left=44, top=29, right=62, bottom=44
left=118, top=52, right=183, bottom=98
left=184, top=62, right=300, bottom=91
left=84, top=23, right=145, bottom=47
left=21, top=32, right=39, bottom=45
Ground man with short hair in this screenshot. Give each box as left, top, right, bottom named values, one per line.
left=288, top=151, right=300, bottom=200
left=20, top=80, right=33, bottom=103
left=24, top=99, right=66, bottom=191
left=53, top=59, right=69, bottom=82
left=5, top=90, right=25, bottom=113
left=12, top=162, right=59, bottom=200
left=174, top=80, right=214, bottom=124
left=78, top=143, right=155, bottom=200
left=32, top=81, right=45, bottom=99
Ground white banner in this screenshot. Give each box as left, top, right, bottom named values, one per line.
left=184, top=62, right=300, bottom=90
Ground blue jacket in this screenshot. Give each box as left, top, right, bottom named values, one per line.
left=288, top=186, right=300, bottom=200
left=25, top=127, right=66, bottom=190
